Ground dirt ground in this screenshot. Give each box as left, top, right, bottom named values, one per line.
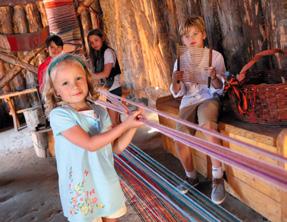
left=0, top=121, right=268, bottom=222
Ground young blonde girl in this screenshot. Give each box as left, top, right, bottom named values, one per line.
left=43, top=53, right=143, bottom=222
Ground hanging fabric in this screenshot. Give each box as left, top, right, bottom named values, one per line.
left=43, top=0, right=82, bottom=47
left=0, top=26, right=49, bottom=52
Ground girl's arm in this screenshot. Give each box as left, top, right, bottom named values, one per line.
left=113, top=111, right=145, bottom=154
left=112, top=128, right=137, bottom=154
left=62, top=122, right=129, bottom=151
left=61, top=110, right=143, bottom=152
left=93, top=63, right=113, bottom=80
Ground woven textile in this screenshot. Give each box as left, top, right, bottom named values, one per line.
left=0, top=27, right=49, bottom=52
left=43, top=0, right=82, bottom=46
left=177, top=46, right=210, bottom=85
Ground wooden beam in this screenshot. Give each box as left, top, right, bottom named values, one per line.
left=0, top=0, right=41, bottom=6
left=0, top=88, right=37, bottom=99
left=0, top=52, right=37, bottom=74
left=0, top=47, right=44, bottom=89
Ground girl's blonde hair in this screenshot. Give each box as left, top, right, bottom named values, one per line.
left=179, top=16, right=206, bottom=37
left=42, top=53, right=99, bottom=115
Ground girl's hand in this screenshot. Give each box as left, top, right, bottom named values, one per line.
left=124, top=109, right=144, bottom=128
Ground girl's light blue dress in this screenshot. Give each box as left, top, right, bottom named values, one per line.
left=49, top=105, right=125, bottom=222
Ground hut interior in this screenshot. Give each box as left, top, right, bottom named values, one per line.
left=0, top=0, right=287, bottom=221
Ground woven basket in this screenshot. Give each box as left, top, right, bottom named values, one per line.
left=224, top=49, right=287, bottom=125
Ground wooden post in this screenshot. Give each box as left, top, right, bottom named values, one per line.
left=36, top=1, right=48, bottom=27
left=24, top=3, right=43, bottom=106
left=0, top=5, right=26, bottom=109
left=25, top=3, right=43, bottom=32
left=80, top=8, right=93, bottom=53
left=31, top=129, right=48, bottom=158
left=277, top=129, right=287, bottom=222
left=13, top=5, right=33, bottom=109
left=90, top=2, right=101, bottom=29
left=4, top=97, right=20, bottom=130
left=173, top=0, right=201, bottom=27
left=23, top=107, right=45, bottom=131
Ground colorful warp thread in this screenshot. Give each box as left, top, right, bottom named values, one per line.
left=118, top=171, right=187, bottom=222
left=0, top=27, right=49, bottom=52
left=88, top=90, right=287, bottom=191
left=97, top=89, right=287, bottom=163
left=115, top=144, right=240, bottom=222
left=43, top=0, right=82, bottom=46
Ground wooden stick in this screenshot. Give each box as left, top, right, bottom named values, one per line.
left=0, top=47, right=44, bottom=89
left=0, top=88, right=37, bottom=99
left=176, top=44, right=180, bottom=83
left=208, top=48, right=213, bottom=88
left=0, top=52, right=37, bottom=73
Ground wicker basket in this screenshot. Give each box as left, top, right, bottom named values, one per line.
left=224, top=49, right=287, bottom=125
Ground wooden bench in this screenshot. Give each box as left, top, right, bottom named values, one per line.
left=0, top=88, right=41, bottom=131
left=156, top=95, right=287, bottom=222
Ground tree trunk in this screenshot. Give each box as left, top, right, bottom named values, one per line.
left=36, top=1, right=48, bottom=27
left=201, top=0, right=224, bottom=52
left=90, top=2, right=101, bottom=29
left=24, top=3, right=43, bottom=106
left=100, top=0, right=172, bottom=99
left=80, top=9, right=92, bottom=53
left=25, top=3, right=43, bottom=32
left=262, top=0, right=287, bottom=69
left=174, top=0, right=201, bottom=27
left=211, top=0, right=249, bottom=73
left=13, top=5, right=31, bottom=107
